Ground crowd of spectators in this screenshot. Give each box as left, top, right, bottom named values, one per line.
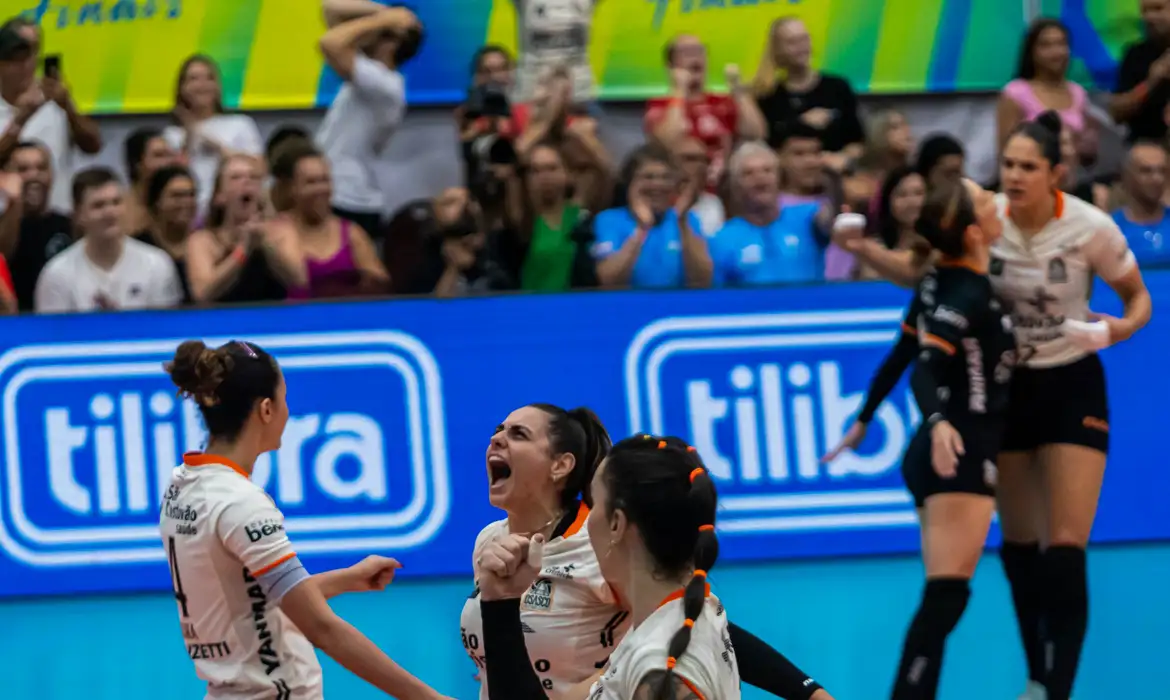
left=1, top=0, right=1170, bottom=316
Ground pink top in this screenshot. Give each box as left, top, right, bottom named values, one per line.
left=1002, top=79, right=1088, bottom=133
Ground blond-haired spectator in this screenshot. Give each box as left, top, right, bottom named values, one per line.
left=753, top=17, right=863, bottom=171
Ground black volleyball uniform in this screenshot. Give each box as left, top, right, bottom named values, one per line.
left=857, top=285, right=926, bottom=425
left=902, top=264, right=1017, bottom=506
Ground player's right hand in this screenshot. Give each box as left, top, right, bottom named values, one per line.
left=822, top=420, right=867, bottom=463
left=477, top=533, right=545, bottom=601
left=929, top=420, right=964, bottom=479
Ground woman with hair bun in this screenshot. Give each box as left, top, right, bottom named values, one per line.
left=159, top=339, right=451, bottom=700
left=837, top=110, right=1153, bottom=700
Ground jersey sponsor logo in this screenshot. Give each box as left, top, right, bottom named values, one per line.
left=961, top=337, right=986, bottom=413
left=542, top=563, right=576, bottom=579
left=931, top=305, right=968, bottom=330
left=245, top=518, right=284, bottom=543
left=0, top=332, right=450, bottom=567
left=1048, top=257, right=1068, bottom=283
left=243, top=567, right=281, bottom=675
left=522, top=577, right=555, bottom=611
left=626, top=309, right=923, bottom=537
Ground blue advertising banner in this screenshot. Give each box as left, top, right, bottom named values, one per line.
left=1, top=274, right=1168, bottom=598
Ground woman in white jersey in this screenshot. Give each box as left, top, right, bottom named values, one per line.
left=478, top=434, right=738, bottom=699
left=160, top=339, right=452, bottom=700
left=836, top=112, right=1152, bottom=700
left=462, top=404, right=833, bottom=700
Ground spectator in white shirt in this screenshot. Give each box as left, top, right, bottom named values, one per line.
left=164, top=55, right=264, bottom=219
left=317, top=4, right=423, bottom=244
left=0, top=16, right=101, bottom=212
left=35, top=167, right=183, bottom=313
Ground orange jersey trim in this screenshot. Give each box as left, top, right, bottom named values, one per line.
left=901, top=322, right=917, bottom=336
left=921, top=333, right=956, bottom=355
left=251, top=552, right=297, bottom=577
left=183, top=452, right=248, bottom=478
left=657, top=583, right=712, bottom=610
left=678, top=675, right=706, bottom=700
left=563, top=502, right=590, bottom=539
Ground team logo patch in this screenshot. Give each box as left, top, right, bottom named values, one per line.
left=1048, top=257, right=1067, bottom=283
left=989, top=257, right=1004, bottom=276
left=522, top=578, right=554, bottom=611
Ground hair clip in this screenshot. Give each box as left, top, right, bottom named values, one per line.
left=234, top=341, right=258, bottom=359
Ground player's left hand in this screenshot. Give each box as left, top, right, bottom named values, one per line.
left=478, top=533, right=545, bottom=602
left=347, top=555, right=402, bottom=592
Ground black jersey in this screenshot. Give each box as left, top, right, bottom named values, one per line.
left=909, top=264, right=1016, bottom=423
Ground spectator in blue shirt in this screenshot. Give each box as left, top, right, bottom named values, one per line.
left=1112, top=141, right=1170, bottom=266
left=592, top=144, right=712, bottom=288
left=710, top=141, right=828, bottom=286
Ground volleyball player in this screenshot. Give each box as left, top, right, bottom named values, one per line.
left=836, top=112, right=1153, bottom=700
left=477, top=435, right=738, bottom=699
left=160, top=339, right=451, bottom=700
left=461, top=404, right=833, bottom=700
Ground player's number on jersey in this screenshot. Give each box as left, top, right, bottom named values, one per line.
left=167, top=536, right=190, bottom=617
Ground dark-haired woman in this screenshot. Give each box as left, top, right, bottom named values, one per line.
left=134, top=165, right=197, bottom=303
left=503, top=142, right=596, bottom=292
left=160, top=340, right=452, bottom=700
left=269, top=142, right=390, bottom=299
left=477, top=435, right=738, bottom=699
left=855, top=167, right=925, bottom=281
left=464, top=416, right=833, bottom=700
left=123, top=127, right=181, bottom=233
left=185, top=154, right=302, bottom=305
left=879, top=179, right=1015, bottom=700
left=164, top=55, right=264, bottom=219
left=998, top=19, right=1094, bottom=163
left=838, top=114, right=1153, bottom=700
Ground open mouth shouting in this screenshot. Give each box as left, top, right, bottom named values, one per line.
left=487, top=454, right=512, bottom=495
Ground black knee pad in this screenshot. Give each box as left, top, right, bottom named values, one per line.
left=921, top=577, right=971, bottom=633
left=1043, top=546, right=1088, bottom=612
left=1001, top=541, right=1042, bottom=580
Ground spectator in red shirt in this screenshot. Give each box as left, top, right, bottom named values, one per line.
left=644, top=34, right=766, bottom=190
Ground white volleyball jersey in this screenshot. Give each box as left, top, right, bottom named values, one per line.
left=587, top=593, right=740, bottom=700
left=460, top=504, right=630, bottom=699
left=159, top=453, right=322, bottom=700
left=990, top=191, right=1136, bottom=369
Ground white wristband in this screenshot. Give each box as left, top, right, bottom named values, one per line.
left=1061, top=319, right=1111, bottom=351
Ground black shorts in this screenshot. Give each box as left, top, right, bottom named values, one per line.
left=902, top=419, right=1001, bottom=508
left=1000, top=353, right=1109, bottom=455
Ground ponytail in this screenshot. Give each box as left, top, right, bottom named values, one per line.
left=656, top=444, right=719, bottom=700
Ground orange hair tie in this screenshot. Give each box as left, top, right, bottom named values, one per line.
left=683, top=618, right=695, bottom=628
left=666, top=657, right=677, bottom=670
left=699, top=524, right=714, bottom=532
left=693, top=569, right=708, bottom=579
left=686, top=446, right=697, bottom=452
left=689, top=467, right=704, bottom=483
left=658, top=440, right=667, bottom=449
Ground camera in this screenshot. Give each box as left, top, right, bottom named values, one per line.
left=464, top=82, right=511, bottom=120
left=466, top=133, right=516, bottom=207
